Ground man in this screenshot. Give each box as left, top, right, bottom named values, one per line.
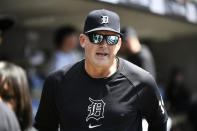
left=120, top=27, right=156, bottom=78
left=48, top=25, right=82, bottom=72
left=34, top=9, right=168, bottom=131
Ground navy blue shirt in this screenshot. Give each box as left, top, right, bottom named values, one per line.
left=34, top=57, right=168, bottom=131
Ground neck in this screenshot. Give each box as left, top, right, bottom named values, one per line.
left=85, top=58, right=118, bottom=78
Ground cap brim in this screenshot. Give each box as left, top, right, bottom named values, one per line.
left=85, top=27, right=122, bottom=37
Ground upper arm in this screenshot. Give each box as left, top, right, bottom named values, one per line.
left=34, top=74, right=59, bottom=131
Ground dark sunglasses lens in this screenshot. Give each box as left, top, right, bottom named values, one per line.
left=107, top=36, right=119, bottom=45
left=90, top=34, right=103, bottom=44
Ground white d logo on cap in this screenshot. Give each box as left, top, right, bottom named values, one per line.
left=101, top=16, right=109, bottom=24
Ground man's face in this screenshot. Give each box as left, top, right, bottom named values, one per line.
left=80, top=31, right=121, bottom=67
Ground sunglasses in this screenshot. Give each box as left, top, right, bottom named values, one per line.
left=86, top=33, right=120, bottom=45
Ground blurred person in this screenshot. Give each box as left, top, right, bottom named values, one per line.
left=0, top=15, right=15, bottom=60
left=165, top=68, right=190, bottom=131
left=166, top=67, right=190, bottom=113
left=189, top=101, right=197, bottom=131
left=48, top=25, right=83, bottom=72
left=0, top=15, right=14, bottom=45
left=120, top=27, right=156, bottom=78
left=34, top=9, right=168, bottom=131
left=0, top=15, right=21, bottom=131
left=0, top=61, right=36, bottom=131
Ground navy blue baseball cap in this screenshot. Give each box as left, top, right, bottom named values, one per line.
left=83, top=9, right=122, bottom=36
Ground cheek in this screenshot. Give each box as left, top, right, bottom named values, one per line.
left=85, top=43, right=96, bottom=55
left=110, top=45, right=121, bottom=56
left=115, top=42, right=121, bottom=53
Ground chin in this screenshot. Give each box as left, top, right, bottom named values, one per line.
left=93, top=59, right=111, bottom=67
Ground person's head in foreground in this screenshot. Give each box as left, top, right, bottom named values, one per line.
left=79, top=9, right=122, bottom=73
left=0, top=61, right=33, bottom=131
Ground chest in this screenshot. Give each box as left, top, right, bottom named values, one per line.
left=56, top=77, right=139, bottom=129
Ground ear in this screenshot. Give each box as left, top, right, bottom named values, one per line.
left=79, top=34, right=86, bottom=48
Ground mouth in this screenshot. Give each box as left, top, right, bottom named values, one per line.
left=96, top=52, right=109, bottom=57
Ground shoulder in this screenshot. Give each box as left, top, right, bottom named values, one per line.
left=0, top=102, right=15, bottom=117
left=46, top=59, right=84, bottom=83
left=119, top=57, right=155, bottom=86
left=0, top=102, right=20, bottom=131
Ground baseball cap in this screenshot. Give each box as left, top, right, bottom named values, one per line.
left=0, top=15, right=15, bottom=35
left=83, top=9, right=122, bottom=36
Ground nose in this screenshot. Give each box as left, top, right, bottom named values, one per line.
left=99, top=38, right=108, bottom=47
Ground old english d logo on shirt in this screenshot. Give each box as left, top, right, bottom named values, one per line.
left=86, top=97, right=105, bottom=122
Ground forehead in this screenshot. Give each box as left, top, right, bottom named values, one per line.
left=95, top=30, right=119, bottom=36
